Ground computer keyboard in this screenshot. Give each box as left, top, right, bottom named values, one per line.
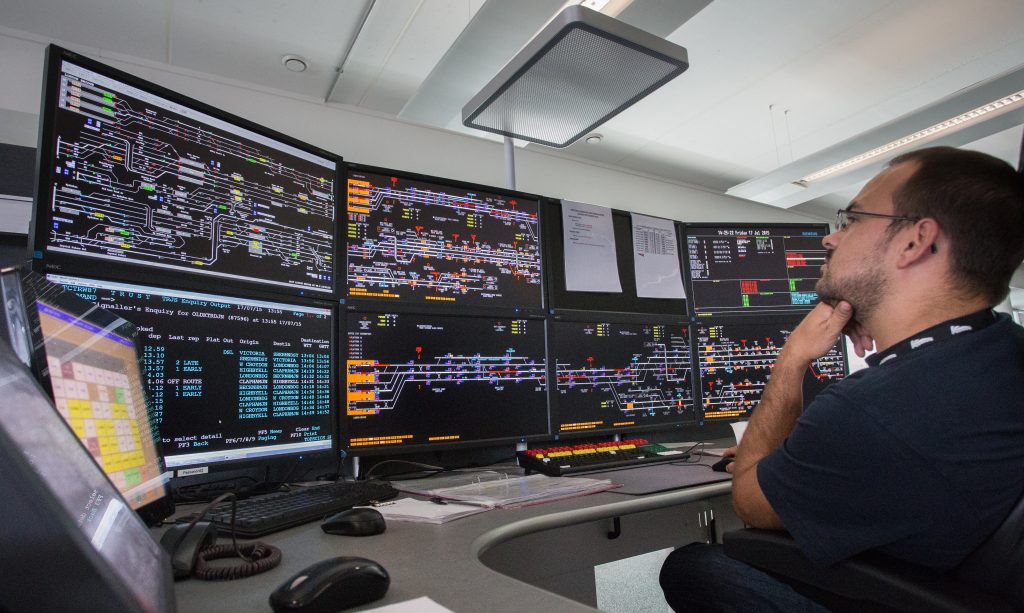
left=179, top=479, right=399, bottom=538
left=517, top=439, right=690, bottom=476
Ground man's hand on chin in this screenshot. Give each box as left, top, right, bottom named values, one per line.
left=819, top=298, right=875, bottom=358
left=779, top=301, right=856, bottom=366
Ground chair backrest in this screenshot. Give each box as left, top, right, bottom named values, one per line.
left=954, top=488, right=1024, bottom=609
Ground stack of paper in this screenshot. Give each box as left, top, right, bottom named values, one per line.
left=396, top=472, right=616, bottom=508
left=368, top=498, right=488, bottom=524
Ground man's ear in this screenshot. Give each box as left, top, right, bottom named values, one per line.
left=896, top=218, right=940, bottom=268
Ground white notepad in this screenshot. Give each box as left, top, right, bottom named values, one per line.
left=367, top=498, right=489, bottom=524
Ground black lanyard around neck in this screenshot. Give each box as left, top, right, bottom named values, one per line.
left=867, top=309, right=997, bottom=368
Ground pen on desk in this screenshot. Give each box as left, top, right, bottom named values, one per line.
left=429, top=497, right=492, bottom=508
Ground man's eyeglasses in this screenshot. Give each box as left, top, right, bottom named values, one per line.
left=835, top=209, right=920, bottom=231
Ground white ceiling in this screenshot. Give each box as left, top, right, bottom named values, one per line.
left=0, top=0, right=1022, bottom=222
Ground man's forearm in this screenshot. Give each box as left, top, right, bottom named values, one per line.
left=733, top=353, right=808, bottom=472
left=729, top=352, right=809, bottom=528
left=729, top=301, right=853, bottom=527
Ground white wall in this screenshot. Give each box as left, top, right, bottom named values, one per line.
left=0, top=29, right=821, bottom=234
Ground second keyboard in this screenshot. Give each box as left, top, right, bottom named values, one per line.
left=518, top=439, right=690, bottom=476
left=180, top=479, right=399, bottom=538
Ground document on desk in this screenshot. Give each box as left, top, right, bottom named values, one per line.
left=361, top=596, right=455, bottom=613
left=396, top=472, right=616, bottom=508
left=368, top=498, right=488, bottom=524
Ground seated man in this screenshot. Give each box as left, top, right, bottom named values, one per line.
left=660, top=146, right=1024, bottom=612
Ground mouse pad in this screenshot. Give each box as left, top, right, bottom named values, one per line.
left=586, top=462, right=732, bottom=495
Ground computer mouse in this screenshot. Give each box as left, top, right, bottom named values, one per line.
left=321, top=507, right=386, bottom=536
left=268, top=556, right=390, bottom=613
left=159, top=521, right=218, bottom=580
left=711, top=457, right=735, bottom=473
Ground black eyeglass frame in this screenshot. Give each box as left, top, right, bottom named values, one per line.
left=834, top=209, right=920, bottom=231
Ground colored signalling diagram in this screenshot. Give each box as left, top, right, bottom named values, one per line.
left=44, top=60, right=336, bottom=293
left=346, top=170, right=542, bottom=308
left=551, top=320, right=696, bottom=433
left=696, top=319, right=846, bottom=421
left=345, top=313, right=548, bottom=449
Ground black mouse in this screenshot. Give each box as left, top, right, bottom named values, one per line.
left=711, top=457, right=735, bottom=472
left=321, top=507, right=386, bottom=536
left=159, top=521, right=218, bottom=580
left=269, top=556, right=390, bottom=613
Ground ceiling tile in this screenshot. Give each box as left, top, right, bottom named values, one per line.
left=0, top=0, right=169, bottom=62
left=169, top=0, right=368, bottom=99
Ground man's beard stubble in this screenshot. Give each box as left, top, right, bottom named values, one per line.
left=815, top=249, right=889, bottom=323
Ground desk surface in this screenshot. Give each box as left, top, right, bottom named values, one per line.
left=169, top=469, right=732, bottom=612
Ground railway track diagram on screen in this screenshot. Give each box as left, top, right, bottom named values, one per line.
left=696, top=320, right=846, bottom=420
left=553, top=322, right=694, bottom=427
left=344, top=313, right=548, bottom=448
left=346, top=315, right=545, bottom=415
left=346, top=172, right=542, bottom=307
left=45, top=65, right=336, bottom=293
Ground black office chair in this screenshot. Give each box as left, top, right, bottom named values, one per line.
left=722, top=489, right=1024, bottom=613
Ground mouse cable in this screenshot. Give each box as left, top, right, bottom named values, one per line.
left=193, top=542, right=281, bottom=581
left=178, top=492, right=282, bottom=581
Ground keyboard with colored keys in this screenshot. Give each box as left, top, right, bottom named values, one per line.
left=517, top=439, right=690, bottom=476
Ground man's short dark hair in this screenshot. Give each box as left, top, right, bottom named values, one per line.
left=889, top=146, right=1024, bottom=305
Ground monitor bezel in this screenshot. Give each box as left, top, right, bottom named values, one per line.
left=680, top=222, right=832, bottom=318
left=46, top=271, right=340, bottom=476
left=343, top=162, right=547, bottom=317
left=341, top=308, right=552, bottom=456
left=545, top=200, right=689, bottom=316
left=30, top=44, right=343, bottom=302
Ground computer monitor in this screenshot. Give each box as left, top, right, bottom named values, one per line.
left=31, top=45, right=339, bottom=298
left=0, top=335, right=174, bottom=613
left=683, top=223, right=830, bottom=316
left=544, top=202, right=687, bottom=315
left=345, top=164, right=544, bottom=311
left=695, top=316, right=848, bottom=422
left=549, top=316, right=696, bottom=436
left=344, top=311, right=548, bottom=452
left=48, top=273, right=335, bottom=471
left=0, top=266, right=174, bottom=526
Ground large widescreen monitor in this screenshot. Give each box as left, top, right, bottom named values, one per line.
left=0, top=336, right=175, bottom=613
left=344, top=311, right=548, bottom=452
left=683, top=223, right=830, bottom=317
left=695, top=316, right=847, bottom=422
left=0, top=267, right=174, bottom=526
left=549, top=317, right=696, bottom=436
left=32, top=45, right=339, bottom=298
left=345, top=164, right=543, bottom=311
left=49, top=274, right=335, bottom=470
